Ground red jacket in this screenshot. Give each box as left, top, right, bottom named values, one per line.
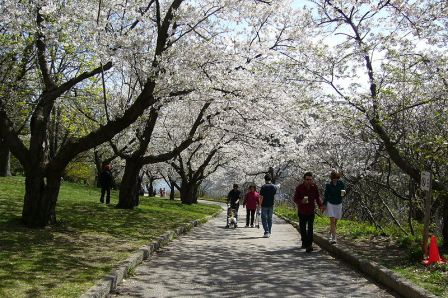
left=244, top=191, right=260, bottom=210
left=293, top=183, right=323, bottom=215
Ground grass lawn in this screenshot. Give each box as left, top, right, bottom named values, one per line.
left=0, top=176, right=221, bottom=298
left=275, top=202, right=448, bottom=297
left=199, top=196, right=227, bottom=204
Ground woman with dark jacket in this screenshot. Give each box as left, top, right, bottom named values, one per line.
left=99, top=164, right=113, bottom=204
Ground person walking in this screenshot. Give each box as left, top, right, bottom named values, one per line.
left=227, top=184, right=242, bottom=227
left=243, top=185, right=260, bottom=227
left=99, top=163, right=113, bottom=204
left=259, top=174, right=277, bottom=238
left=293, top=172, right=324, bottom=252
left=324, top=171, right=345, bottom=244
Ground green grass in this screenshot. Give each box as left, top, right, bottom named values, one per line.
left=275, top=202, right=448, bottom=297
left=199, top=195, right=227, bottom=203
left=0, top=176, right=221, bottom=298
left=394, top=263, right=448, bottom=297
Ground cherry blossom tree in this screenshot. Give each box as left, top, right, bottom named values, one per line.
left=111, top=99, right=211, bottom=208
left=1, top=0, right=282, bottom=226
left=278, top=0, right=448, bottom=246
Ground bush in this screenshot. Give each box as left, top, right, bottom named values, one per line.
left=64, top=162, right=95, bottom=186
left=407, top=243, right=424, bottom=261
left=397, top=234, right=424, bottom=261
left=10, top=154, right=24, bottom=176
left=397, top=234, right=417, bottom=248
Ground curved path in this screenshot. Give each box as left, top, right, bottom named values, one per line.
left=110, top=203, right=397, bottom=297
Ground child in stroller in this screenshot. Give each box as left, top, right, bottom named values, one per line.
left=226, top=203, right=238, bottom=229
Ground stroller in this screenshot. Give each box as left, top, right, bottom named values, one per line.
left=254, top=207, right=261, bottom=229
left=226, top=203, right=238, bottom=229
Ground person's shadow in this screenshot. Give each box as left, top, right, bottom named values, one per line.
left=235, top=236, right=265, bottom=240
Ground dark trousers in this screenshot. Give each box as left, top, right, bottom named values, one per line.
left=100, top=187, right=111, bottom=204
left=298, top=213, right=315, bottom=248
left=233, top=205, right=239, bottom=219
left=246, top=209, right=255, bottom=226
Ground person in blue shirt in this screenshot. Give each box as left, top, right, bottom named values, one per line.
left=324, top=171, right=345, bottom=244
left=259, top=174, right=277, bottom=238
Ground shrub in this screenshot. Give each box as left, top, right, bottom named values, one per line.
left=64, top=162, right=95, bottom=186
left=407, top=243, right=424, bottom=261
left=10, top=155, right=24, bottom=176
left=397, top=234, right=417, bottom=248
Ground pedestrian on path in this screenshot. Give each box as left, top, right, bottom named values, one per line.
left=243, top=185, right=260, bottom=227
left=227, top=184, right=242, bottom=226
left=293, top=172, right=324, bottom=252
left=259, top=174, right=277, bottom=238
left=324, top=170, right=345, bottom=244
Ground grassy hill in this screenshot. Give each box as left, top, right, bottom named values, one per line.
left=0, top=176, right=220, bottom=298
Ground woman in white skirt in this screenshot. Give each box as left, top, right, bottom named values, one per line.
left=324, top=171, right=345, bottom=244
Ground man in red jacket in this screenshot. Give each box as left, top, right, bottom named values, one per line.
left=293, top=172, right=324, bottom=252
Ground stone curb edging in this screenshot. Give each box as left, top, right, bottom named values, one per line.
left=277, top=214, right=438, bottom=298
left=81, top=209, right=222, bottom=298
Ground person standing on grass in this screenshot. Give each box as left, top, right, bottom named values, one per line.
left=324, top=171, right=345, bottom=244
left=99, top=163, right=113, bottom=204
left=293, top=172, right=324, bottom=252
left=259, top=174, right=277, bottom=238
left=243, top=185, right=260, bottom=227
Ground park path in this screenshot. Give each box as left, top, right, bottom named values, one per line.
left=109, top=202, right=397, bottom=298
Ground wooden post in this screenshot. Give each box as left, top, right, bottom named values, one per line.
left=421, top=171, right=432, bottom=258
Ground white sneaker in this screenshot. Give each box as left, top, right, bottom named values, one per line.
left=330, top=235, right=337, bottom=244
left=263, top=233, right=269, bottom=238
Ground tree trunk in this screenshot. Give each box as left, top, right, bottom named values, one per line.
left=180, top=182, right=198, bottom=204
left=408, top=177, right=416, bottom=236
left=441, top=192, right=448, bottom=249
left=22, top=172, right=61, bottom=227
left=0, top=138, right=11, bottom=176
left=94, top=151, right=102, bottom=188
left=147, top=181, right=154, bottom=196
left=148, top=178, right=155, bottom=196
left=268, top=167, right=275, bottom=184
left=169, top=181, right=175, bottom=200
left=49, top=107, right=61, bottom=160
left=117, top=159, right=142, bottom=209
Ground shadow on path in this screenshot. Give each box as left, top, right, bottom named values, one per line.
left=110, top=205, right=398, bottom=298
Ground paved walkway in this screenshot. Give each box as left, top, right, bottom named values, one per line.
left=110, top=203, right=397, bottom=297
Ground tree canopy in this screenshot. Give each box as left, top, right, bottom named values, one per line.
left=0, top=1, right=447, bottom=249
